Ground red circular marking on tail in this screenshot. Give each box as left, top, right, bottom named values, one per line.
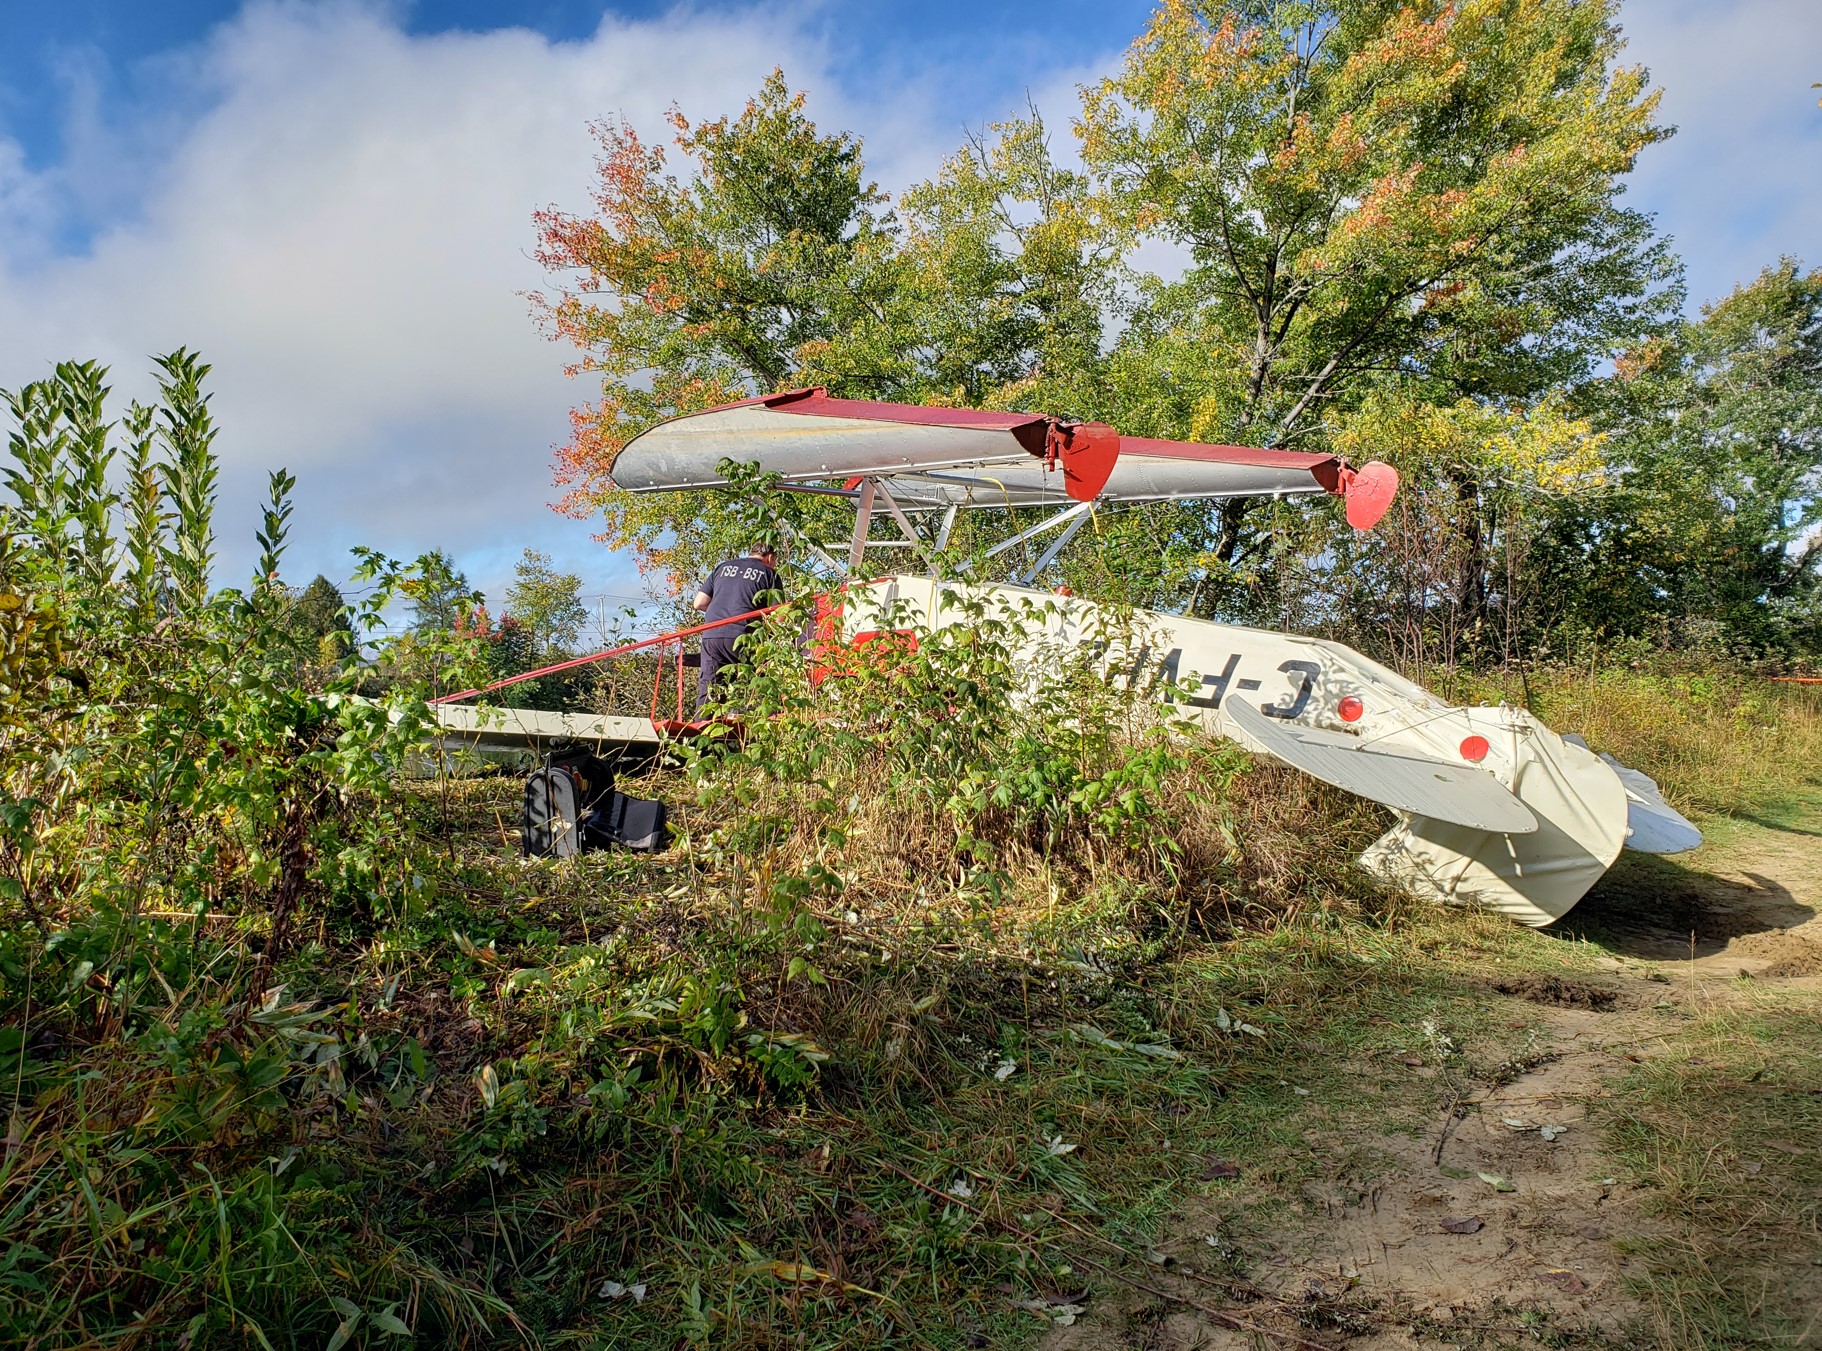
left=1338, top=696, right=1364, bottom=723
left=1459, top=735, right=1490, bottom=763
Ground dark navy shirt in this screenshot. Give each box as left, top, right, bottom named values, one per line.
left=697, top=556, right=779, bottom=639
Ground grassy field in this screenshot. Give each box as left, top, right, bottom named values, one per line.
left=3, top=666, right=1820, bottom=1349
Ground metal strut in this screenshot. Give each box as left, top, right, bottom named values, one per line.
left=980, top=500, right=1094, bottom=563
left=928, top=503, right=959, bottom=578
left=1015, top=504, right=1094, bottom=584
left=871, top=480, right=935, bottom=568
left=846, top=479, right=876, bottom=572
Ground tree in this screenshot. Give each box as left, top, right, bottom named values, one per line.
left=1076, top=0, right=1678, bottom=607
left=290, top=574, right=354, bottom=657
left=1671, top=259, right=1822, bottom=646
left=504, top=549, right=589, bottom=659
left=1539, top=260, right=1822, bottom=652
left=1327, top=392, right=1608, bottom=672
left=532, top=73, right=1115, bottom=588
left=404, top=550, right=475, bottom=635
left=531, top=70, right=897, bottom=576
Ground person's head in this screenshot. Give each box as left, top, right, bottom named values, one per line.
left=753, top=541, right=780, bottom=565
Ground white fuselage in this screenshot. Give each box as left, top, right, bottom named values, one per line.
left=841, top=577, right=1631, bottom=926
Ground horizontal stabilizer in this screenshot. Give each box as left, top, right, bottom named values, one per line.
left=1226, top=698, right=1539, bottom=834
left=1562, top=736, right=1703, bottom=854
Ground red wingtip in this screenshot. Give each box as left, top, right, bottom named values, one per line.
left=1343, top=460, right=1399, bottom=531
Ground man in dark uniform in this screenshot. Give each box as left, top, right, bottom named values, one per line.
left=690, top=543, right=780, bottom=709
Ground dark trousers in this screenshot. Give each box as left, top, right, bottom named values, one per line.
left=697, top=635, right=742, bottom=710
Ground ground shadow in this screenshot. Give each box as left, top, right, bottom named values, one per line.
left=1554, top=849, right=1814, bottom=960
left=1733, top=812, right=1822, bottom=839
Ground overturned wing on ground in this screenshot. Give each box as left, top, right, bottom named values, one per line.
left=1224, top=698, right=1539, bottom=834
left=609, top=388, right=1394, bottom=524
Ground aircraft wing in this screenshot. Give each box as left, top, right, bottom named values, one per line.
left=609, top=388, right=1397, bottom=527
left=1225, top=697, right=1540, bottom=834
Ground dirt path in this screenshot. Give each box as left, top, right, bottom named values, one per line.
left=1569, top=791, right=1822, bottom=979
left=1043, top=796, right=1822, bottom=1350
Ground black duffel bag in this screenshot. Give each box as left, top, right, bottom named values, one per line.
left=584, top=791, right=672, bottom=853
left=521, top=746, right=615, bottom=859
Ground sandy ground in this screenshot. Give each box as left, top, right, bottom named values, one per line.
left=1041, top=800, right=1822, bottom=1350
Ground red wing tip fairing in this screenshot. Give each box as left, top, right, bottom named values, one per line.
left=608, top=388, right=1397, bottom=528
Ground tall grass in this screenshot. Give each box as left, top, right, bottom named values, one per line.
left=1448, top=664, right=1822, bottom=817
left=1603, top=1004, right=1822, bottom=1351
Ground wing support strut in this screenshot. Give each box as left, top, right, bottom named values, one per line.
left=847, top=479, right=876, bottom=572
left=1015, top=504, right=1093, bottom=584
left=980, top=501, right=1095, bottom=564
left=871, top=480, right=936, bottom=569
left=777, top=517, right=847, bottom=580
left=928, top=504, right=959, bottom=578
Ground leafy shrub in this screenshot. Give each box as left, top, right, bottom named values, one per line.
left=686, top=587, right=1218, bottom=895
left=0, top=356, right=497, bottom=1346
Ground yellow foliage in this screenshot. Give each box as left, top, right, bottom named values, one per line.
left=1335, top=393, right=1607, bottom=495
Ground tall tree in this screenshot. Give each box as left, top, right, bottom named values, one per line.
left=503, top=549, right=589, bottom=659
left=290, top=574, right=355, bottom=657
left=532, top=75, right=1114, bottom=588
left=1078, top=0, right=1678, bottom=600
left=405, top=550, right=475, bottom=635
left=1539, top=259, right=1822, bottom=652
left=531, top=73, right=897, bottom=534
left=1674, top=260, right=1822, bottom=642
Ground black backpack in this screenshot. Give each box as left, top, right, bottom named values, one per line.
left=521, top=746, right=615, bottom=859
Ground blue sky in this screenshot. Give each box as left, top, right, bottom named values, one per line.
left=2, top=0, right=1818, bottom=619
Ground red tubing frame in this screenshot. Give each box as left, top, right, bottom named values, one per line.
left=430, top=602, right=786, bottom=705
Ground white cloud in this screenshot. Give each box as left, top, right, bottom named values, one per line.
left=1617, top=0, right=1822, bottom=309
left=0, top=1, right=855, bottom=604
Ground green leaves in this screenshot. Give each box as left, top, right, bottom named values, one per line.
left=1066, top=2, right=1682, bottom=614
left=532, top=71, right=902, bottom=574
left=1548, top=259, right=1822, bottom=652
left=1095, top=0, right=1669, bottom=422
left=534, top=74, right=1118, bottom=589
left=253, top=468, right=297, bottom=594
left=503, top=547, right=589, bottom=661
left=153, top=348, right=219, bottom=613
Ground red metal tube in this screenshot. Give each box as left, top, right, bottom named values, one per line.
left=431, top=602, right=785, bottom=705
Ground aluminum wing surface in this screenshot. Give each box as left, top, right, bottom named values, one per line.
left=1225, top=698, right=1540, bottom=834
left=608, top=388, right=1397, bottom=525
